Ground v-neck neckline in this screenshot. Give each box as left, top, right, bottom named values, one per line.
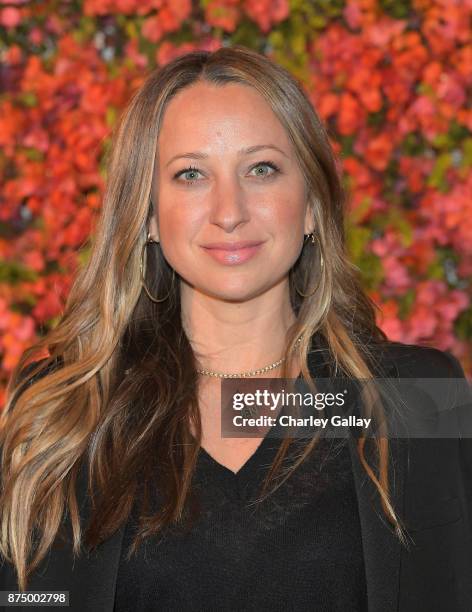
left=197, top=373, right=306, bottom=482
left=196, top=433, right=285, bottom=504
left=195, top=331, right=335, bottom=495
left=198, top=431, right=276, bottom=476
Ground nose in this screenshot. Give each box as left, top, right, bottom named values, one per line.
left=208, top=172, right=250, bottom=232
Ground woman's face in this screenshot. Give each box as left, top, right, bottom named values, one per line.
left=149, top=81, right=314, bottom=302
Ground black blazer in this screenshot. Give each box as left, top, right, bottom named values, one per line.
left=1, top=338, right=472, bottom=612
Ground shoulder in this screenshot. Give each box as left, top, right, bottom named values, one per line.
left=309, top=330, right=466, bottom=379
left=366, top=339, right=466, bottom=379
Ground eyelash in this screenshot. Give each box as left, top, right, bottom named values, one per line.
left=173, top=160, right=281, bottom=185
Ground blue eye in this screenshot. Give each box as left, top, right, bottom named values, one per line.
left=173, top=160, right=281, bottom=186
left=174, top=165, right=202, bottom=184
left=249, top=161, right=280, bottom=178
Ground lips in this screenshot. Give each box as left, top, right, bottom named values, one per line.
left=201, top=240, right=264, bottom=250
left=201, top=241, right=265, bottom=265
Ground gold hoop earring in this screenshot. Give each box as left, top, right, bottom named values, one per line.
left=293, top=232, right=324, bottom=298
left=140, top=233, right=175, bottom=303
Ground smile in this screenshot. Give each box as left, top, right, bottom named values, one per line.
left=201, top=243, right=264, bottom=265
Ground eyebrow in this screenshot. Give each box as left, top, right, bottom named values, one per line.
left=165, top=144, right=289, bottom=168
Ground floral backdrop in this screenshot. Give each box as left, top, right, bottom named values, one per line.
left=1, top=0, right=471, bottom=403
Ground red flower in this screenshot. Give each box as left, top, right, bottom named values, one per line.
left=205, top=0, right=241, bottom=32
left=243, top=0, right=289, bottom=33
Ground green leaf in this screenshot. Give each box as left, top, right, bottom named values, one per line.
left=125, top=19, right=139, bottom=39
left=349, top=196, right=372, bottom=225
left=77, top=244, right=92, bottom=267
left=395, top=215, right=413, bottom=248
left=346, top=226, right=372, bottom=261
left=374, top=208, right=413, bottom=248
left=427, top=152, right=452, bottom=190
left=401, top=132, right=425, bottom=156
left=105, top=106, right=117, bottom=127
left=378, top=0, right=410, bottom=19
left=461, top=138, right=472, bottom=168
left=455, top=308, right=472, bottom=341
left=0, top=261, right=38, bottom=284
left=340, top=135, right=355, bottom=157
left=398, top=288, right=416, bottom=320
left=18, top=92, right=37, bottom=108
left=23, top=148, right=44, bottom=161
left=78, top=16, right=97, bottom=38
left=426, top=258, right=444, bottom=281
left=358, top=254, right=384, bottom=290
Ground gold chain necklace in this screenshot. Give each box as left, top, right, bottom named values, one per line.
left=196, top=335, right=304, bottom=379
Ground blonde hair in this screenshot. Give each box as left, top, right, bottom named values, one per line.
left=1, top=46, right=408, bottom=592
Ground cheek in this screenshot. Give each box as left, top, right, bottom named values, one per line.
left=283, top=202, right=305, bottom=225
left=157, top=187, right=190, bottom=230
left=156, top=201, right=202, bottom=259
left=269, top=195, right=307, bottom=262
left=266, top=191, right=307, bottom=237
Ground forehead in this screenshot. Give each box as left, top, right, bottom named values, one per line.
left=157, top=81, right=291, bottom=152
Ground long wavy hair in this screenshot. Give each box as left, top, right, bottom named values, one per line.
left=1, top=46, right=408, bottom=591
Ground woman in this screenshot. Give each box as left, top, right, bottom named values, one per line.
left=1, top=46, right=471, bottom=612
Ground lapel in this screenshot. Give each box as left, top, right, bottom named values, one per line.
left=347, top=434, right=405, bottom=612
left=306, top=333, right=405, bottom=612
left=26, top=334, right=406, bottom=612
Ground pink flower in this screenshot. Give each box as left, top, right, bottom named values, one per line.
left=343, top=0, right=362, bottom=30
left=365, top=18, right=406, bottom=47
left=408, top=304, right=437, bottom=338
left=0, top=7, right=21, bottom=28
left=14, top=316, right=35, bottom=342
left=243, top=0, right=289, bottom=33
left=142, top=15, right=163, bottom=43
left=436, top=74, right=466, bottom=107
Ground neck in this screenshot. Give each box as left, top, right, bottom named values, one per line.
left=180, top=279, right=298, bottom=376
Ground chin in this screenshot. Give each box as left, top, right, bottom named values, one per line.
left=181, top=271, right=288, bottom=302
left=202, top=285, right=261, bottom=303
left=182, top=276, right=262, bottom=301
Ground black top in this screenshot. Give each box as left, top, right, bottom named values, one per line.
left=3, top=342, right=471, bottom=612
left=113, top=433, right=368, bottom=612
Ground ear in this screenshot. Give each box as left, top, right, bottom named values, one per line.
left=304, top=202, right=315, bottom=235
left=148, top=214, right=160, bottom=242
